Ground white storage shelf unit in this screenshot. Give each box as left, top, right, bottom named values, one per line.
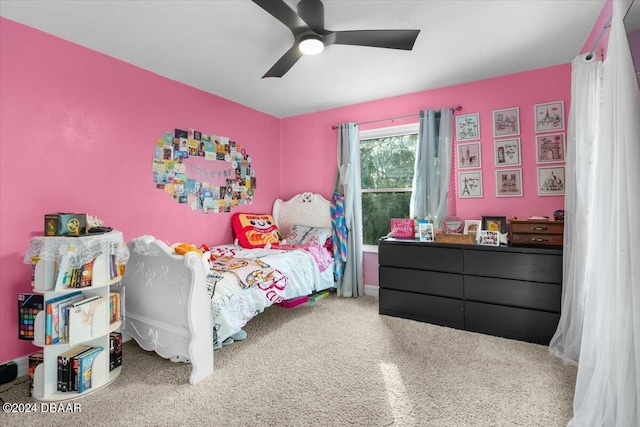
left=25, top=232, right=129, bottom=402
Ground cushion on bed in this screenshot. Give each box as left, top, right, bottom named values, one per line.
left=232, top=213, right=284, bottom=249
left=286, top=224, right=333, bottom=247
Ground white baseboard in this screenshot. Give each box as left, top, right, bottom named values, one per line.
left=364, top=284, right=379, bottom=297
left=3, top=354, right=30, bottom=379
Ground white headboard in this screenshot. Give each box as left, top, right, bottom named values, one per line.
left=272, top=192, right=332, bottom=237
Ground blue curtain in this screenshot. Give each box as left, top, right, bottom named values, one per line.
left=332, top=123, right=363, bottom=297
left=410, top=108, right=453, bottom=229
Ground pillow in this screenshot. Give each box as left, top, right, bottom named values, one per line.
left=232, top=213, right=284, bottom=249
left=286, top=224, right=332, bottom=247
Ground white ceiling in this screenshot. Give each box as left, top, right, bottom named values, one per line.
left=2, top=0, right=636, bottom=118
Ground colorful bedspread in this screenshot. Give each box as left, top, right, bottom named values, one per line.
left=210, top=257, right=288, bottom=304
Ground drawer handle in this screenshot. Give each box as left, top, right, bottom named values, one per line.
left=531, top=237, right=549, bottom=242
left=531, top=226, right=548, bottom=231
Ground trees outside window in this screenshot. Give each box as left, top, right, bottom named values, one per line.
left=359, top=124, right=418, bottom=247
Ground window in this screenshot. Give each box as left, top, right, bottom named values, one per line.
left=359, top=123, right=419, bottom=248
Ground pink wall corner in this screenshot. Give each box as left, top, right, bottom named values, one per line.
left=282, top=64, right=571, bottom=289
left=0, top=18, right=281, bottom=363
left=581, top=0, right=613, bottom=58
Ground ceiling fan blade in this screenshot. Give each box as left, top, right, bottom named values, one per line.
left=296, top=0, right=326, bottom=34
left=328, top=29, right=420, bottom=50
left=252, top=0, right=309, bottom=35
left=262, top=46, right=304, bottom=78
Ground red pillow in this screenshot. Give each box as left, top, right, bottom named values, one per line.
left=231, top=213, right=284, bottom=249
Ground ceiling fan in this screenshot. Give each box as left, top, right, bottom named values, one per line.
left=252, top=0, right=420, bottom=78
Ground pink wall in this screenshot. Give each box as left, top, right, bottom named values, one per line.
left=282, top=65, right=571, bottom=286
left=0, top=18, right=282, bottom=363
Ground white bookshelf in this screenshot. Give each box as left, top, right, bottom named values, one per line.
left=26, top=231, right=128, bottom=402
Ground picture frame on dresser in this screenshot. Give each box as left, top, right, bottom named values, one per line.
left=477, top=230, right=501, bottom=246
left=482, top=216, right=507, bottom=234
left=463, top=220, right=482, bottom=236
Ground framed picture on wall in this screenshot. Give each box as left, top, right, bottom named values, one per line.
left=457, top=142, right=482, bottom=169
left=458, top=171, right=483, bottom=198
left=536, top=133, right=565, bottom=163
left=535, top=101, right=565, bottom=133
left=492, top=107, right=520, bottom=137
left=455, top=113, right=480, bottom=141
left=494, top=138, right=521, bottom=167
left=495, top=168, right=523, bottom=197
left=537, top=166, right=565, bottom=196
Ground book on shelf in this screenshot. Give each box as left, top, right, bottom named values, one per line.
left=109, top=332, right=122, bottom=371
left=28, top=352, right=44, bottom=397
left=44, top=292, right=82, bottom=345
left=57, top=345, right=91, bottom=392
left=69, top=296, right=105, bottom=344
left=75, top=347, right=104, bottom=393
left=57, top=294, right=84, bottom=344
left=109, top=292, right=121, bottom=324
left=53, top=252, right=96, bottom=289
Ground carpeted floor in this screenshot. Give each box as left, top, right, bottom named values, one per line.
left=0, top=295, right=577, bottom=426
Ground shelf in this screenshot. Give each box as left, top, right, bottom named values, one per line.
left=32, top=351, right=121, bottom=402
left=26, top=232, right=128, bottom=402
left=32, top=253, right=122, bottom=293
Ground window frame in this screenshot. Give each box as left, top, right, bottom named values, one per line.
left=359, top=123, right=420, bottom=252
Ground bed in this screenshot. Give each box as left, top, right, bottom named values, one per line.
left=121, top=192, right=334, bottom=384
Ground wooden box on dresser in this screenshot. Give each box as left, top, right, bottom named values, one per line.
left=378, top=238, right=562, bottom=345
left=25, top=231, right=128, bottom=401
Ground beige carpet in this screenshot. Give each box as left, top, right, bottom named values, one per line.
left=0, top=295, right=577, bottom=427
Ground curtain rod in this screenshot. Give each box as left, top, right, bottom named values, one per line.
left=331, top=105, right=463, bottom=130
left=586, top=15, right=612, bottom=60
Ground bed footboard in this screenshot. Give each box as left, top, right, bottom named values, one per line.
left=122, top=236, right=213, bottom=384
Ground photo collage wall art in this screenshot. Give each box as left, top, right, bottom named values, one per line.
left=152, top=128, right=256, bottom=213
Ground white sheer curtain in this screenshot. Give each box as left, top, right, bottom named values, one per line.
left=409, top=108, right=453, bottom=229
left=332, top=123, right=364, bottom=298
left=549, top=55, right=602, bottom=365
left=552, top=1, right=640, bottom=425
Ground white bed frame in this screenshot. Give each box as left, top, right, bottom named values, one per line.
left=122, top=193, right=332, bottom=384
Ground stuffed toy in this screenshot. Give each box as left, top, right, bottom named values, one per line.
left=172, top=243, right=212, bottom=271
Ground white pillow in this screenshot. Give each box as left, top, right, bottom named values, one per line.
left=286, top=224, right=332, bottom=246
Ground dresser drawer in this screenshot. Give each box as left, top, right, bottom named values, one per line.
left=464, top=250, right=562, bottom=283
left=379, top=242, right=463, bottom=273
left=464, top=275, right=561, bottom=312
left=379, top=266, right=463, bottom=298
left=465, top=301, right=560, bottom=345
left=511, top=233, right=563, bottom=247
left=510, top=220, right=564, bottom=248
left=379, top=288, right=464, bottom=329
left=510, top=221, right=564, bottom=235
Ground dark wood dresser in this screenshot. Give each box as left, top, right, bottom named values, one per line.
left=378, top=238, right=562, bottom=345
